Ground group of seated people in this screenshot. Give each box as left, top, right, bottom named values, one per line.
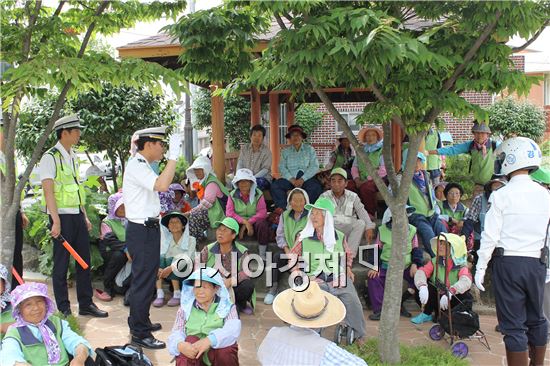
left=2, top=119, right=549, bottom=366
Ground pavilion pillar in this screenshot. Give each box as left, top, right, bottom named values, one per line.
left=251, top=87, right=261, bottom=126
left=211, top=84, right=225, bottom=184
left=286, top=101, right=295, bottom=127
left=269, top=93, right=280, bottom=177
left=391, top=121, right=403, bottom=172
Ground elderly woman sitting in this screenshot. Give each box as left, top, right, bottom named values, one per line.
left=226, top=168, right=272, bottom=260
left=168, top=267, right=241, bottom=366
left=237, top=124, right=272, bottom=190
left=412, top=234, right=473, bottom=325
left=437, top=182, right=468, bottom=235
left=289, top=197, right=367, bottom=345
left=185, top=156, right=229, bottom=240
left=1, top=282, right=94, bottom=366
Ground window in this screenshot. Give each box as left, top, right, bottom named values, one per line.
left=335, top=112, right=362, bottom=133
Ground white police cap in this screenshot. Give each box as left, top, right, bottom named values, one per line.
left=53, top=114, right=81, bottom=131
left=135, top=126, right=167, bottom=140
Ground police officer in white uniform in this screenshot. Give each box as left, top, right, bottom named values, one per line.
left=39, top=114, right=108, bottom=318
left=475, top=137, right=550, bottom=366
left=123, top=126, right=180, bottom=349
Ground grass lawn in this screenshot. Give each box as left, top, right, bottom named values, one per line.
left=346, top=338, right=469, bottom=366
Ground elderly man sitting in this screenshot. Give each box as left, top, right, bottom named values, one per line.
left=320, top=168, right=375, bottom=257
left=257, top=281, right=367, bottom=365
left=270, top=124, right=323, bottom=221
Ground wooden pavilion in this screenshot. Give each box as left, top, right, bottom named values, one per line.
left=117, top=23, right=404, bottom=183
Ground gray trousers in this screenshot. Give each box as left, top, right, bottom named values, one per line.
left=335, top=219, right=366, bottom=257
left=320, top=278, right=367, bottom=338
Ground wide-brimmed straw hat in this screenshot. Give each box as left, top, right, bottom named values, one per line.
left=357, top=126, right=383, bottom=143
left=272, top=281, right=346, bottom=328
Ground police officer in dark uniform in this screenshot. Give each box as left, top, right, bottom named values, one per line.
left=123, top=127, right=181, bottom=349
left=39, top=114, right=108, bottom=318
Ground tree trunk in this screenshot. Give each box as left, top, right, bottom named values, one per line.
left=107, top=150, right=118, bottom=192
left=378, top=202, right=408, bottom=363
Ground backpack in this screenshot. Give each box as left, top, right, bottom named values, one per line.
left=94, top=344, right=153, bottom=366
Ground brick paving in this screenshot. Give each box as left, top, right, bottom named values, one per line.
left=53, top=285, right=550, bottom=366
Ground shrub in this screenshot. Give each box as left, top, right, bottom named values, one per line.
left=443, top=155, right=475, bottom=200
left=487, top=98, right=546, bottom=142
left=294, top=103, right=325, bottom=137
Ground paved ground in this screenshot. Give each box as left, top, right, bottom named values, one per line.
left=49, top=283, right=549, bottom=366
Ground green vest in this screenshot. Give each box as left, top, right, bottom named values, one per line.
left=1, top=306, right=15, bottom=341
left=205, top=242, right=256, bottom=309
left=302, top=230, right=345, bottom=275
left=40, top=147, right=86, bottom=209
left=357, top=148, right=382, bottom=180
left=470, top=144, right=495, bottom=185
left=408, top=172, right=436, bottom=217
left=438, top=201, right=467, bottom=221
left=430, top=258, right=460, bottom=288
left=4, top=315, right=69, bottom=366
left=185, top=302, right=224, bottom=338
left=203, top=174, right=229, bottom=228
left=334, top=151, right=345, bottom=169
left=102, top=219, right=126, bottom=241
left=425, top=131, right=441, bottom=171
left=282, top=210, right=308, bottom=249
left=230, top=188, right=262, bottom=220
left=379, top=224, right=416, bottom=268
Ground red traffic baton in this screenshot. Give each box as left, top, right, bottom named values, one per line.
left=11, top=267, right=24, bottom=285
left=58, top=234, right=89, bottom=270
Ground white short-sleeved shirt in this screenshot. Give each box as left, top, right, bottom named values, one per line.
left=38, top=141, right=80, bottom=215
left=123, top=152, right=160, bottom=223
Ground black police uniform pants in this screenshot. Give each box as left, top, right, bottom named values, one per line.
left=50, top=212, right=93, bottom=312
left=12, top=210, right=24, bottom=291
left=492, top=256, right=548, bottom=352
left=126, top=222, right=160, bottom=339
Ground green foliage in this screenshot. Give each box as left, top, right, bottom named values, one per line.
left=443, top=155, right=475, bottom=200
left=193, top=88, right=252, bottom=150
left=54, top=311, right=83, bottom=336
left=345, top=338, right=468, bottom=366
left=294, top=104, right=325, bottom=137
left=16, top=95, right=71, bottom=163
left=487, top=97, right=547, bottom=142
left=23, top=189, right=106, bottom=277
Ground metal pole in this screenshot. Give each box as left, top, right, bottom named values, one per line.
left=183, top=0, right=195, bottom=164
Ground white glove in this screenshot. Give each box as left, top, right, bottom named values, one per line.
left=440, top=292, right=452, bottom=310
left=419, top=286, right=429, bottom=305
left=168, top=133, right=182, bottom=161
left=475, top=268, right=486, bottom=292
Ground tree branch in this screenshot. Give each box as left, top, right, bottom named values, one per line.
left=423, top=11, right=502, bottom=125
left=275, top=14, right=287, bottom=31
left=309, top=78, right=394, bottom=205
left=14, top=1, right=111, bottom=198
left=356, top=64, right=405, bottom=129
left=511, top=20, right=549, bottom=53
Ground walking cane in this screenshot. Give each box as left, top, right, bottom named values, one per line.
left=57, top=234, right=89, bottom=270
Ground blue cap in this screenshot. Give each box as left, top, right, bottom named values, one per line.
left=417, top=152, right=426, bottom=163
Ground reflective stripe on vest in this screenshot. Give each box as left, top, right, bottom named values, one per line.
left=40, top=147, right=85, bottom=209
left=379, top=224, right=416, bottom=268
left=302, top=230, right=345, bottom=275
